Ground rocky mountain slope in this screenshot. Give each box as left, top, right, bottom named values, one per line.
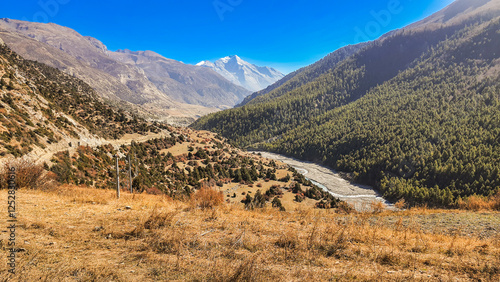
left=0, top=41, right=165, bottom=158
left=197, top=55, right=284, bottom=92
left=110, top=50, right=249, bottom=109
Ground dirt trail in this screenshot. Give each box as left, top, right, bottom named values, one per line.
left=254, top=151, right=393, bottom=211
left=24, top=130, right=172, bottom=164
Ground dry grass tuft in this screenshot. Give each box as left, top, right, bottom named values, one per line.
left=143, top=208, right=178, bottom=230
left=336, top=201, right=355, bottom=214
left=395, top=198, right=407, bottom=209
left=370, top=200, right=386, bottom=213
left=275, top=230, right=299, bottom=249
left=492, top=191, right=500, bottom=211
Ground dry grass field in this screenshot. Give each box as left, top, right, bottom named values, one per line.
left=1, top=186, right=499, bottom=281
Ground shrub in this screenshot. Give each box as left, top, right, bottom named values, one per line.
left=492, top=191, right=500, bottom=211
left=336, top=201, right=355, bottom=214
left=143, top=209, right=178, bottom=230
left=275, top=231, right=298, bottom=249
left=242, top=190, right=266, bottom=210
left=191, top=187, right=224, bottom=210
left=459, top=195, right=488, bottom=211
left=458, top=192, right=500, bottom=211
left=0, top=158, right=55, bottom=190
left=252, top=190, right=266, bottom=208
left=292, top=182, right=302, bottom=194
left=278, top=174, right=291, bottom=182
left=294, top=194, right=305, bottom=203
left=146, top=187, right=164, bottom=195
left=272, top=197, right=285, bottom=211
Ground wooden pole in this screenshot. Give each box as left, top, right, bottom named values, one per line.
left=116, top=155, right=120, bottom=199
left=128, top=154, right=133, bottom=193
left=135, top=158, right=138, bottom=178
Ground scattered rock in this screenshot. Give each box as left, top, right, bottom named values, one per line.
left=93, top=226, right=104, bottom=232
left=125, top=206, right=132, bottom=210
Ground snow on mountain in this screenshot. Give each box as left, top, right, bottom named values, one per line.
left=196, top=55, right=285, bottom=92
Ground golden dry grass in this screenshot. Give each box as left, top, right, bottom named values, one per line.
left=458, top=192, right=500, bottom=211
left=0, top=186, right=499, bottom=281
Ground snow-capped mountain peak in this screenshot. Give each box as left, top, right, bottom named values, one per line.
left=196, top=55, right=284, bottom=92
left=196, top=60, right=214, bottom=67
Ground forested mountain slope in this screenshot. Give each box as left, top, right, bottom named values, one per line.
left=192, top=0, right=500, bottom=207
left=267, top=18, right=500, bottom=206
left=194, top=1, right=500, bottom=147
left=241, top=0, right=500, bottom=108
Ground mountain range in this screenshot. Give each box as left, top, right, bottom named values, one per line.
left=192, top=0, right=500, bottom=207
left=196, top=55, right=284, bottom=92
left=2, top=1, right=500, bottom=280
left=0, top=19, right=253, bottom=124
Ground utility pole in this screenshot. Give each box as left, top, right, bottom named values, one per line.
left=128, top=154, right=133, bottom=193
left=116, top=155, right=120, bottom=199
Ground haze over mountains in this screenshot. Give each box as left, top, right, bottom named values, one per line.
left=196, top=55, right=284, bottom=92
left=0, top=18, right=251, bottom=123
left=193, top=0, right=500, bottom=207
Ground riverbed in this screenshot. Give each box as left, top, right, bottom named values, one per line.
left=253, top=151, right=393, bottom=211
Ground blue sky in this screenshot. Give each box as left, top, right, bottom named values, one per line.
left=1, top=0, right=454, bottom=74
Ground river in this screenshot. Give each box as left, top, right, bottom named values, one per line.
left=253, top=151, right=393, bottom=211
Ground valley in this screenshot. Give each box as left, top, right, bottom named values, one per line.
left=193, top=0, right=500, bottom=209
left=255, top=151, right=390, bottom=210
left=0, top=0, right=499, bottom=280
